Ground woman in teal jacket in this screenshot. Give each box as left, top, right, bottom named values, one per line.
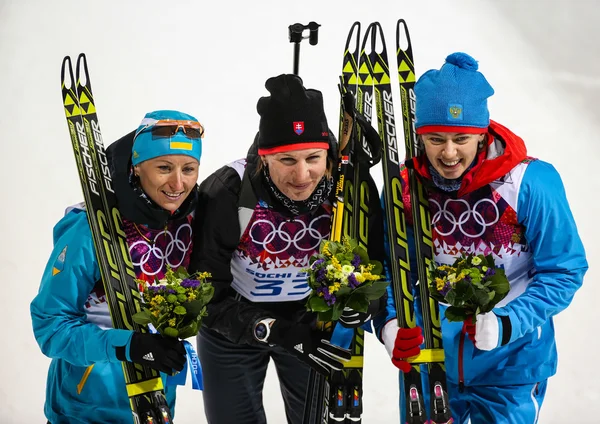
left=31, top=110, right=203, bottom=423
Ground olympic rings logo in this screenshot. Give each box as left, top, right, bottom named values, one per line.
left=129, top=223, right=192, bottom=275
left=430, top=198, right=499, bottom=238
left=249, top=215, right=330, bottom=255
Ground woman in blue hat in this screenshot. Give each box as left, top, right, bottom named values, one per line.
left=31, top=110, right=203, bottom=423
left=375, top=53, right=588, bottom=423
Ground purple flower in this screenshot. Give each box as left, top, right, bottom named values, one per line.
left=440, top=281, right=452, bottom=297
left=317, top=286, right=337, bottom=306
left=324, top=292, right=337, bottom=306
left=485, top=268, right=496, bottom=277
left=147, top=285, right=161, bottom=293
left=181, top=279, right=201, bottom=289
left=351, top=254, right=361, bottom=268
left=316, top=268, right=327, bottom=283
left=347, top=273, right=359, bottom=289
left=313, top=258, right=325, bottom=268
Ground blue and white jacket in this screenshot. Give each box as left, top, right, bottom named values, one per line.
left=375, top=121, right=588, bottom=387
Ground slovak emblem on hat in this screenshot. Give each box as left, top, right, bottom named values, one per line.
left=293, top=121, right=305, bottom=135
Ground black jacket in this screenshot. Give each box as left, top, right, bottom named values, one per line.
left=189, top=138, right=385, bottom=345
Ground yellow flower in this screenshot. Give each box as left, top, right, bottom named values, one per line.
left=169, top=318, right=176, bottom=327
left=436, top=277, right=445, bottom=291
left=355, top=273, right=366, bottom=283
left=482, top=266, right=488, bottom=272
left=471, top=256, right=482, bottom=266
left=152, top=310, right=160, bottom=318
left=331, top=256, right=342, bottom=271
left=329, top=283, right=341, bottom=294
left=188, top=292, right=197, bottom=301
left=197, top=271, right=212, bottom=280
left=322, top=242, right=332, bottom=257
left=447, top=273, right=457, bottom=283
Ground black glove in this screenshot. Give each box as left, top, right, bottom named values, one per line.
left=339, top=307, right=372, bottom=328
left=268, top=320, right=352, bottom=375
left=116, top=332, right=186, bottom=374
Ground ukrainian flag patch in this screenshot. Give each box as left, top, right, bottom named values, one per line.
left=170, top=140, right=193, bottom=151
left=52, top=246, right=67, bottom=276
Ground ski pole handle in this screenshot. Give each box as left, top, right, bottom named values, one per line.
left=288, top=21, right=321, bottom=75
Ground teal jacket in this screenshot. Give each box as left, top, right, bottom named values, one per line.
left=31, top=209, right=178, bottom=423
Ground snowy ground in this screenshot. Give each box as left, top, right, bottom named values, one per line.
left=1, top=0, right=598, bottom=422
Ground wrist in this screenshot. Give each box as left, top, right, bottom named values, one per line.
left=253, top=318, right=276, bottom=343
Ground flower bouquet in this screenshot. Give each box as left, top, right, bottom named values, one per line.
left=133, top=266, right=214, bottom=339
left=304, top=238, right=388, bottom=322
left=428, top=253, right=510, bottom=322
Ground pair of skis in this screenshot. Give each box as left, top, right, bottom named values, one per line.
left=60, top=54, right=172, bottom=423
left=306, top=20, right=453, bottom=423
left=370, top=20, right=452, bottom=424
left=303, top=21, right=382, bottom=424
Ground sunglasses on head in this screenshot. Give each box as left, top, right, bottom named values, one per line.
left=150, top=119, right=205, bottom=139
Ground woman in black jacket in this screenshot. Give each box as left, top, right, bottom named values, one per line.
left=190, top=74, right=384, bottom=424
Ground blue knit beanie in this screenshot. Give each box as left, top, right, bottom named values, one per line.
left=132, top=110, right=203, bottom=165
left=415, top=52, right=494, bottom=134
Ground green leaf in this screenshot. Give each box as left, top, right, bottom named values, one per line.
left=178, top=321, right=199, bottom=339
left=335, top=285, right=352, bottom=297
left=361, top=280, right=389, bottom=300
left=317, top=309, right=334, bottom=322
left=346, top=295, right=369, bottom=312
left=354, top=246, right=369, bottom=264
left=132, top=311, right=153, bottom=326
left=452, top=280, right=475, bottom=303
left=369, top=260, right=383, bottom=276
left=326, top=241, right=338, bottom=255
left=182, top=300, right=204, bottom=317
left=444, top=307, right=469, bottom=322
left=331, top=301, right=345, bottom=321
left=473, top=289, right=491, bottom=307
left=308, top=296, right=330, bottom=312
left=163, top=327, right=179, bottom=338
left=488, top=271, right=510, bottom=295
left=445, top=290, right=457, bottom=305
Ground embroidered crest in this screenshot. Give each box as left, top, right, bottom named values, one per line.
left=293, top=121, right=305, bottom=135
left=448, top=104, right=463, bottom=120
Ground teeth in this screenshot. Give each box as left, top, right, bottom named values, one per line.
left=441, top=159, right=459, bottom=166
left=164, top=191, right=182, bottom=198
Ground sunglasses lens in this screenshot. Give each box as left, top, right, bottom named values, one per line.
left=152, top=126, right=177, bottom=138
left=150, top=121, right=203, bottom=139
left=185, top=127, right=202, bottom=139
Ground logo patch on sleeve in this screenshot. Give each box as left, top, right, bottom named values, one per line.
left=52, top=246, right=67, bottom=276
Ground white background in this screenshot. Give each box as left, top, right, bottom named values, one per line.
left=1, top=0, right=598, bottom=422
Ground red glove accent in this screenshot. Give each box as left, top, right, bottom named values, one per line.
left=463, top=316, right=476, bottom=343
left=392, top=326, right=423, bottom=373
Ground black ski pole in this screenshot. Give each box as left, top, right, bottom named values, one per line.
left=288, top=21, right=321, bottom=75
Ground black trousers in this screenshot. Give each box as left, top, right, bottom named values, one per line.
left=197, top=327, right=314, bottom=424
